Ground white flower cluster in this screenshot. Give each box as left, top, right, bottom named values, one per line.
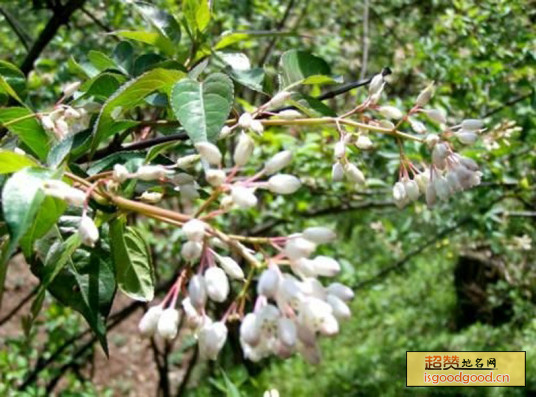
left=40, top=103, right=89, bottom=140
left=239, top=227, right=354, bottom=364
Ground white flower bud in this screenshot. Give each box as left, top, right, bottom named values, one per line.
left=79, top=215, right=99, bottom=247
left=136, top=165, right=168, bottom=181
left=303, top=227, right=336, bottom=244
left=41, top=115, right=55, bottom=130
left=64, top=107, right=80, bottom=119
left=176, top=154, right=200, bottom=169
left=54, top=117, right=69, bottom=138
left=181, top=297, right=203, bottom=329
left=432, top=143, right=449, bottom=169
left=327, top=282, right=354, bottom=301
left=355, top=135, right=373, bottom=149
left=296, top=320, right=317, bottom=346
left=334, top=141, right=346, bottom=159
left=277, top=317, right=297, bottom=347
left=291, top=258, right=317, bottom=278
left=216, top=256, right=244, bottom=280
left=233, top=133, right=255, bottom=166
left=43, top=180, right=86, bottom=206
left=392, top=181, right=407, bottom=202
left=257, top=267, right=280, bottom=298
left=138, top=305, right=163, bottom=337
left=267, top=174, right=301, bottom=195
left=220, top=194, right=234, bottom=210
left=140, top=191, right=163, bottom=203
left=199, top=321, right=228, bottom=360
left=344, top=163, right=365, bottom=185
left=204, top=267, right=230, bottom=302
left=251, top=120, right=264, bottom=135
left=422, top=109, right=446, bottom=124
left=461, top=119, right=484, bottom=131
left=238, top=112, right=253, bottom=129
left=311, top=256, right=340, bottom=277
left=378, top=119, right=395, bottom=129
left=456, top=130, right=478, bottom=145
left=326, top=294, right=351, bottom=320
left=205, top=168, right=226, bottom=187
left=284, top=237, right=316, bottom=260
left=446, top=170, right=462, bottom=192
left=230, top=186, right=257, bottom=209
left=157, top=308, right=180, bottom=340
left=264, top=150, right=292, bottom=175
left=434, top=175, right=451, bottom=201
left=332, top=162, right=344, bottom=182
left=267, top=91, right=291, bottom=108
left=195, top=142, right=222, bottom=166
left=240, top=313, right=261, bottom=346
left=277, top=109, right=302, bottom=120
left=404, top=179, right=420, bottom=201
left=368, top=73, right=384, bottom=96
left=188, top=275, right=207, bottom=310
left=415, top=82, right=435, bottom=107
left=219, top=125, right=232, bottom=139
left=113, top=164, right=129, bottom=182
left=300, top=277, right=326, bottom=299
left=425, top=134, right=440, bottom=148
left=425, top=182, right=437, bottom=208
left=378, top=105, right=403, bottom=120
left=172, top=172, right=195, bottom=185
left=62, top=81, right=81, bottom=97
left=459, top=156, right=479, bottom=171
left=409, top=118, right=427, bottom=134
left=318, top=313, right=339, bottom=336
left=181, top=241, right=202, bottom=261
left=415, top=171, right=430, bottom=193
left=183, top=219, right=206, bottom=242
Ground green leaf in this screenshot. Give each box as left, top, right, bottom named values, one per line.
left=47, top=134, right=74, bottom=167
left=78, top=73, right=125, bottom=100
left=0, top=107, right=50, bottom=160
left=214, top=30, right=295, bottom=51
left=280, top=50, right=331, bottom=88
left=112, top=41, right=134, bottom=75
left=88, top=50, right=124, bottom=73
left=289, top=93, right=337, bottom=117
left=110, top=219, right=154, bottom=301
left=230, top=68, right=265, bottom=92
left=91, top=68, right=185, bottom=151
left=115, top=31, right=175, bottom=56
left=132, top=53, right=165, bottom=76
left=134, top=1, right=181, bottom=42
left=170, top=73, right=233, bottom=143
left=220, top=367, right=241, bottom=397
left=183, top=0, right=210, bottom=33
left=0, top=149, right=39, bottom=174
left=0, top=61, right=26, bottom=104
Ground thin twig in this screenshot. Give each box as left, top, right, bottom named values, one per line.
left=359, top=0, right=370, bottom=80
left=0, top=286, right=38, bottom=326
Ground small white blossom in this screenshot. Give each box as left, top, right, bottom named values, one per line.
left=188, top=275, right=207, bottom=310
left=206, top=169, right=226, bottom=187
left=331, top=162, right=345, bottom=181
left=195, top=142, right=222, bottom=166
left=138, top=306, right=163, bottom=337
left=378, top=105, right=403, bottom=120
left=267, top=174, right=301, bottom=195
left=233, top=133, right=255, bottom=166
left=157, top=308, right=180, bottom=340
left=136, top=165, right=169, bottom=181
left=183, top=219, right=206, bottom=242
left=415, top=82, right=435, bottom=107
left=113, top=164, right=130, bottom=182
left=302, top=227, right=336, bottom=244
left=215, top=255, right=245, bottom=280
left=264, top=150, right=292, bottom=175
left=198, top=321, right=228, bottom=360
left=204, top=267, right=230, bottom=302
left=181, top=241, right=203, bottom=261
left=79, top=215, right=99, bottom=247
left=231, top=186, right=258, bottom=209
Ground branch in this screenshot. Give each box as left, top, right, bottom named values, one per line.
left=20, top=0, right=86, bottom=76
left=0, top=286, right=37, bottom=326
left=257, top=0, right=296, bottom=66
left=0, top=7, right=32, bottom=50
left=482, top=90, right=534, bottom=118
left=359, top=0, right=370, bottom=80
left=176, top=345, right=198, bottom=397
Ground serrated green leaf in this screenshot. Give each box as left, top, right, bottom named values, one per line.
left=0, top=61, right=26, bottom=103
left=116, top=31, right=175, bottom=56
left=280, top=50, right=331, bottom=88
left=0, top=149, right=38, bottom=174
left=110, top=219, right=154, bottom=301
left=88, top=50, right=123, bottom=73
left=134, top=1, right=181, bottom=42
left=170, top=73, right=233, bottom=143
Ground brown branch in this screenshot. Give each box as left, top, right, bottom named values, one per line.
left=0, top=286, right=37, bottom=326
left=176, top=345, right=198, bottom=397
left=257, top=0, right=296, bottom=66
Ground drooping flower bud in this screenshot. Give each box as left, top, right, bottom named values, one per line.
left=195, top=142, right=222, bottom=166
left=219, top=125, right=232, bottom=139
left=404, top=179, right=420, bottom=201
left=458, top=156, right=479, bottom=171
left=257, top=267, right=280, bottom=298
left=41, top=115, right=55, bottom=130
left=318, top=313, right=339, bottom=336
left=277, top=109, right=302, bottom=120
left=334, top=141, right=346, bottom=159
left=183, top=219, right=206, bottom=242
left=157, top=308, right=180, bottom=340
left=298, top=342, right=322, bottom=365
left=204, top=267, right=230, bottom=302
left=136, top=165, right=169, bottom=181
left=267, top=91, right=291, bottom=108
left=267, top=174, right=301, bottom=195
left=43, top=180, right=86, bottom=206
left=456, top=130, right=478, bottom=145
left=62, top=81, right=81, bottom=97
left=264, top=150, right=293, bottom=175
left=331, top=162, right=344, bottom=181
left=230, top=186, right=257, bottom=209
left=238, top=112, right=253, bottom=130
left=425, top=134, right=440, bottom=148
left=198, top=321, right=228, bottom=360
left=392, top=181, right=407, bottom=203
left=432, top=142, right=449, bottom=169
left=378, top=105, right=403, bottom=120
left=311, top=256, right=341, bottom=277
left=326, top=294, right=351, bottom=320
left=251, top=120, right=264, bottom=135
left=355, top=135, right=373, bottom=149
left=434, top=175, right=451, bottom=201
left=113, top=164, right=129, bottom=182
left=409, top=118, right=427, bottom=134
left=215, top=255, right=245, bottom=280
left=206, top=169, right=226, bottom=187
left=415, top=82, right=435, bottom=107
left=284, top=236, right=316, bottom=260
left=422, top=108, right=446, bottom=124
left=176, top=154, right=200, bottom=169
left=425, top=182, right=437, bottom=207
left=79, top=215, right=99, bottom=247
left=181, top=297, right=205, bottom=330
left=240, top=313, right=261, bottom=346
left=188, top=275, right=207, bottom=310
left=461, top=119, right=484, bottom=131
left=368, top=73, right=384, bottom=96
left=138, top=305, right=163, bottom=337
left=303, top=227, right=336, bottom=244
left=277, top=317, right=297, bottom=347
left=327, top=282, right=354, bottom=301
left=415, top=171, right=430, bottom=193
left=233, top=133, right=255, bottom=166
left=344, top=163, right=366, bottom=185
left=181, top=241, right=203, bottom=261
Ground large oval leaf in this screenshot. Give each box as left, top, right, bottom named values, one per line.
left=170, top=73, right=234, bottom=143
left=0, top=149, right=39, bottom=174
left=280, top=50, right=331, bottom=89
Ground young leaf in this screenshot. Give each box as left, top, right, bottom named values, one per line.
left=280, top=50, right=331, bottom=88
left=88, top=50, right=125, bottom=74
left=170, top=73, right=233, bottom=143
left=115, top=31, right=175, bottom=56
left=182, top=0, right=211, bottom=33
left=110, top=219, right=155, bottom=301
left=0, top=61, right=26, bottom=102
left=134, top=1, right=181, bottom=42
left=0, top=149, right=39, bottom=174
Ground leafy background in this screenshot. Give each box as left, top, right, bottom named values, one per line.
left=0, top=0, right=534, bottom=396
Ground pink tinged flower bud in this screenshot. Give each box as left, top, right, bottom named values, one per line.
left=327, top=282, right=354, bottom=301
left=195, top=142, right=222, bottom=166
left=198, top=321, right=228, bottom=360
left=409, top=118, right=427, bottom=134
left=456, top=130, right=478, bottom=145
left=425, top=134, right=440, bottom=148
left=378, top=105, right=403, bottom=120
left=446, top=171, right=462, bottom=192
left=331, top=162, right=345, bottom=182
left=303, top=227, right=337, bottom=244
left=251, top=120, right=264, bottom=135
left=268, top=91, right=291, bottom=108
left=392, top=181, right=407, bottom=202
left=264, top=150, right=293, bottom=175
left=188, top=275, right=207, bottom=310
left=240, top=313, right=261, bottom=346
left=79, top=215, right=99, bottom=247
left=404, top=179, right=420, bottom=201
left=356, top=135, right=373, bottom=149
left=277, top=318, right=297, bottom=347
left=432, top=143, right=449, bottom=169
left=183, top=219, right=206, bottom=242
left=181, top=241, right=202, bottom=262
left=219, top=125, right=232, bottom=139
left=334, top=141, right=346, bottom=159
left=344, top=163, right=366, bottom=185
left=63, top=81, right=81, bottom=97
left=136, top=165, right=168, bottom=181
left=284, top=237, right=316, bottom=260
left=41, top=115, right=55, bottom=130
left=422, top=109, right=446, bottom=124
left=206, top=169, right=226, bottom=187
left=267, top=174, right=301, bottom=195
left=311, top=256, right=340, bottom=277
left=368, top=74, right=384, bottom=96
left=291, top=258, right=316, bottom=278
left=138, top=305, right=163, bottom=337
left=318, top=313, right=339, bottom=336
left=216, top=256, right=245, bottom=280
left=415, top=171, right=430, bottom=193
left=434, top=175, right=451, bottom=201
left=426, top=182, right=437, bottom=208
left=298, top=342, right=322, bottom=365
left=233, top=133, right=255, bottom=166
left=257, top=268, right=280, bottom=298
left=277, top=109, right=302, bottom=120
left=326, top=294, right=351, bottom=320
left=181, top=297, right=204, bottom=329
left=157, top=308, right=180, bottom=340
left=113, top=164, right=129, bottom=182
left=415, top=82, right=435, bottom=108
left=238, top=112, right=253, bottom=129
left=231, top=186, right=257, bottom=209
left=204, top=267, right=230, bottom=302
left=459, top=156, right=479, bottom=171
left=461, top=119, right=484, bottom=131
